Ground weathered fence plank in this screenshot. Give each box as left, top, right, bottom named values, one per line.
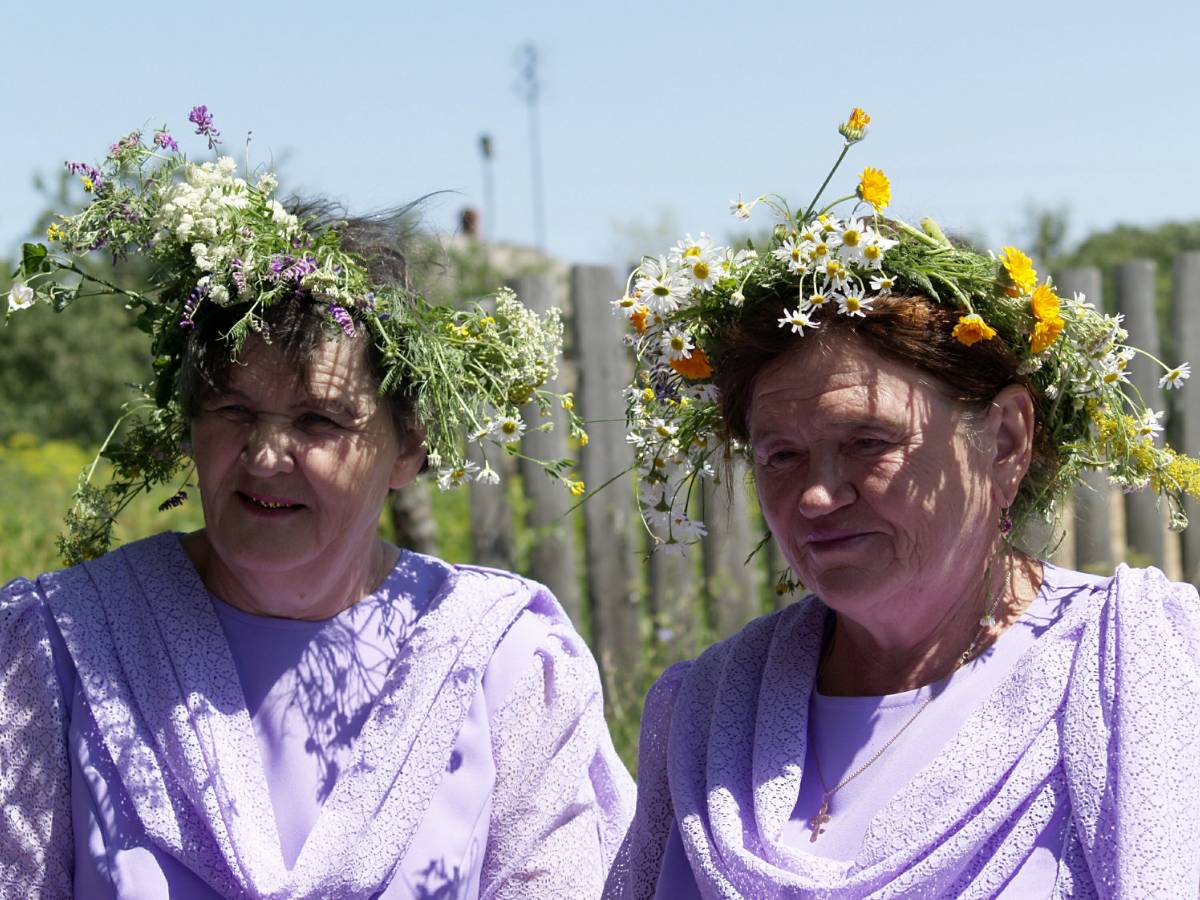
left=570, top=265, right=642, bottom=698
left=509, top=273, right=583, bottom=624
left=648, top=535, right=700, bottom=664
left=466, top=440, right=516, bottom=570
left=1171, top=252, right=1200, bottom=587
left=1115, top=260, right=1166, bottom=567
left=701, top=464, right=762, bottom=639
left=1057, top=267, right=1112, bottom=571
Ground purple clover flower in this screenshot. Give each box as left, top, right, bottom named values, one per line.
left=269, top=255, right=291, bottom=280
left=188, top=105, right=222, bottom=149
left=154, top=131, right=180, bottom=152
left=65, top=161, right=104, bottom=190
left=328, top=304, right=356, bottom=338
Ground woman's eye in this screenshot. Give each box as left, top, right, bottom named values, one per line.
left=300, top=412, right=339, bottom=429
left=760, top=449, right=803, bottom=469
left=848, top=437, right=889, bottom=453
left=215, top=404, right=252, bottom=420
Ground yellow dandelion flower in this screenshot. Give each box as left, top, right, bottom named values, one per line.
left=1030, top=316, right=1065, bottom=354
left=857, top=167, right=891, bottom=211
left=1000, top=247, right=1037, bottom=297
left=953, top=313, right=998, bottom=346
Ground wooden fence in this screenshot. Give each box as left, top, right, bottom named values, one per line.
left=394, top=254, right=1200, bottom=704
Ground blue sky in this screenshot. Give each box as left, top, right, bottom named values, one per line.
left=2, top=0, right=1198, bottom=268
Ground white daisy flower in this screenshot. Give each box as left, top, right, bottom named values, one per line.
left=804, top=287, right=836, bottom=312
left=635, top=257, right=692, bottom=314
left=661, top=326, right=695, bottom=361
left=1160, top=363, right=1191, bottom=390
left=837, top=288, right=872, bottom=317
left=669, top=233, right=718, bottom=266
left=797, top=222, right=823, bottom=244
left=476, top=462, right=501, bottom=485
left=670, top=511, right=708, bottom=541
left=778, top=308, right=818, bottom=335
left=7, top=282, right=35, bottom=312
left=611, top=294, right=640, bottom=317
left=837, top=218, right=868, bottom=262
left=860, top=230, right=897, bottom=269
left=822, top=259, right=849, bottom=288
left=772, top=237, right=808, bottom=274
left=437, top=461, right=480, bottom=490
left=1137, top=409, right=1165, bottom=438
left=869, top=274, right=896, bottom=295
left=490, top=415, right=526, bottom=442
left=730, top=197, right=756, bottom=220
left=650, top=418, right=678, bottom=439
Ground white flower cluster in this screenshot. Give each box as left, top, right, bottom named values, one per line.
left=152, top=158, right=297, bottom=305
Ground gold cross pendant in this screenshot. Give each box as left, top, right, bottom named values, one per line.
left=808, top=795, right=832, bottom=843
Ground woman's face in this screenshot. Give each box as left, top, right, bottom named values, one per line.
left=191, top=336, right=424, bottom=584
left=749, top=333, right=1000, bottom=623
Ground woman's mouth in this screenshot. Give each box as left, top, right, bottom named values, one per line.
left=237, top=491, right=305, bottom=515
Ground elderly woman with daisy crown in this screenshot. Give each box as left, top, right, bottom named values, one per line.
left=0, top=109, right=633, bottom=898
left=603, top=109, right=1200, bottom=898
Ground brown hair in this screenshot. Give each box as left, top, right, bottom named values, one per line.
left=715, top=293, right=1057, bottom=516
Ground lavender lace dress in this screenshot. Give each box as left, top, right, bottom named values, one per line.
left=0, top=532, right=634, bottom=898
left=604, top=564, right=1200, bottom=899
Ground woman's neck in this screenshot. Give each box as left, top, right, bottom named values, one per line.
left=817, top=553, right=1043, bottom=696
left=181, top=531, right=398, bottom=621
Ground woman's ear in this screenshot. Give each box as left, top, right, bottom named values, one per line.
left=987, top=384, right=1035, bottom=508
left=389, top=425, right=428, bottom=490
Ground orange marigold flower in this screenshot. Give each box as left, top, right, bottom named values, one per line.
left=1030, top=282, right=1061, bottom=322
left=953, top=313, right=997, bottom=347
left=669, top=349, right=713, bottom=380
left=857, top=167, right=891, bottom=211
left=1030, top=316, right=1065, bottom=354
left=999, top=246, right=1037, bottom=297
left=630, top=305, right=649, bottom=334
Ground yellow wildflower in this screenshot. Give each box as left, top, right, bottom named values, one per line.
left=568, top=479, right=586, bottom=497
left=857, top=167, right=891, bottom=211
left=46, top=223, right=64, bottom=242
left=1030, top=316, right=1065, bottom=354
left=578, top=431, right=589, bottom=447
left=1000, top=246, right=1037, bottom=297
left=953, top=313, right=997, bottom=346
left=641, top=387, right=656, bottom=402
left=839, top=107, right=871, bottom=142
left=561, top=394, right=574, bottom=411
left=81, top=177, right=95, bottom=193
left=1030, top=283, right=1061, bottom=322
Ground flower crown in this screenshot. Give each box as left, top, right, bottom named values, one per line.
left=7, top=107, right=586, bottom=565
left=616, top=108, right=1199, bottom=557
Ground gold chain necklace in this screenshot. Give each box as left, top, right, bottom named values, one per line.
left=806, top=593, right=1005, bottom=844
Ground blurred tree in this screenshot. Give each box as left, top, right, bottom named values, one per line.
left=1, top=170, right=152, bottom=445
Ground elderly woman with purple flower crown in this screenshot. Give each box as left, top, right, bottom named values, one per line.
left=602, top=109, right=1200, bottom=898
left=0, top=110, right=633, bottom=898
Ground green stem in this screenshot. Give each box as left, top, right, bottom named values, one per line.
left=802, top=144, right=852, bottom=222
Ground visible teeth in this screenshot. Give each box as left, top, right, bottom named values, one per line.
left=250, top=497, right=292, bottom=509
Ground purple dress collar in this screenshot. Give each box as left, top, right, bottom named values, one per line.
left=42, top=532, right=538, bottom=898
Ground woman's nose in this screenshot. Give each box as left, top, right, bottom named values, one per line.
left=241, top=420, right=296, bottom=476
left=796, top=453, right=855, bottom=517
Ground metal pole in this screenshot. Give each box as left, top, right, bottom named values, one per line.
left=516, top=44, right=547, bottom=250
